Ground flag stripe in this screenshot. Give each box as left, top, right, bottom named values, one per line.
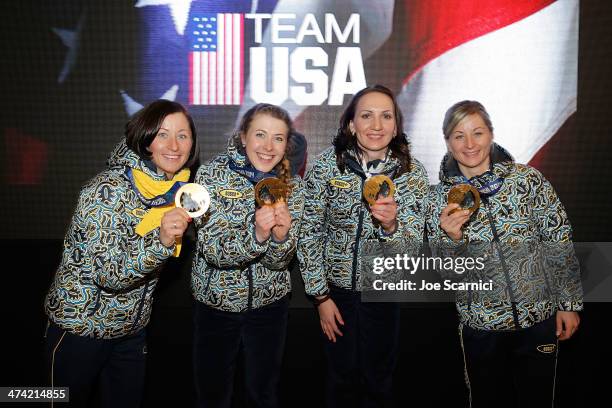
left=233, top=13, right=241, bottom=104
left=400, top=0, right=555, bottom=85
left=189, top=52, right=196, bottom=104
left=200, top=51, right=208, bottom=104
left=239, top=14, right=244, bottom=104
left=225, top=13, right=232, bottom=105
left=217, top=14, right=225, bottom=105
left=209, top=51, right=216, bottom=105
left=398, top=0, right=578, bottom=183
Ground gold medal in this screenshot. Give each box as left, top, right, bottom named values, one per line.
left=448, top=184, right=480, bottom=215
left=363, top=175, right=395, bottom=206
left=254, top=177, right=289, bottom=207
left=175, top=183, right=210, bottom=217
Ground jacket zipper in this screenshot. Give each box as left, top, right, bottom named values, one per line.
left=202, top=252, right=213, bottom=297
left=351, top=178, right=366, bottom=291
left=247, top=266, right=254, bottom=310
left=88, top=288, right=102, bottom=316
left=133, top=281, right=150, bottom=328
left=483, top=199, right=521, bottom=329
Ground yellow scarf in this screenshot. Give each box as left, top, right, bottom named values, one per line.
left=133, top=168, right=190, bottom=257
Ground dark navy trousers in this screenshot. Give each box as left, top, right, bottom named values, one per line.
left=460, top=316, right=560, bottom=408
left=193, top=296, right=289, bottom=408
left=323, top=286, right=400, bottom=408
left=44, top=321, right=147, bottom=408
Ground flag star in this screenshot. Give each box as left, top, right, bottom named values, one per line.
left=159, top=85, right=179, bottom=102
left=119, top=85, right=179, bottom=117
left=250, top=0, right=259, bottom=14
left=135, top=0, right=194, bottom=36
left=51, top=12, right=85, bottom=84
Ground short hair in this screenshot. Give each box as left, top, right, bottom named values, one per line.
left=333, top=84, right=411, bottom=176
left=443, top=100, right=493, bottom=140
left=125, top=99, right=199, bottom=168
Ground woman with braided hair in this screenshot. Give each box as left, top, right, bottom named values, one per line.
left=191, top=103, right=304, bottom=408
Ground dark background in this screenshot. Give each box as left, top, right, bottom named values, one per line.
left=2, top=1, right=612, bottom=407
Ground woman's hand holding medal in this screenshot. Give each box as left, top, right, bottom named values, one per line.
left=439, top=204, right=470, bottom=242
left=255, top=206, right=276, bottom=243
left=440, top=184, right=480, bottom=241
left=254, top=178, right=291, bottom=243
left=363, top=175, right=398, bottom=234
left=160, top=208, right=192, bottom=247
left=370, top=196, right=398, bottom=234
left=271, top=202, right=291, bottom=242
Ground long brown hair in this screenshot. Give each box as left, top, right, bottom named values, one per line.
left=333, top=84, right=411, bottom=176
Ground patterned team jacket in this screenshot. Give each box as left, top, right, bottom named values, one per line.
left=298, top=147, right=429, bottom=296
left=45, top=141, right=176, bottom=339
left=426, top=144, right=583, bottom=331
left=191, top=143, right=305, bottom=312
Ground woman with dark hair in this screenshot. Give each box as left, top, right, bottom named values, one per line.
left=44, top=99, right=199, bottom=407
left=298, top=85, right=429, bottom=406
left=191, top=103, right=304, bottom=408
left=427, top=100, right=582, bottom=407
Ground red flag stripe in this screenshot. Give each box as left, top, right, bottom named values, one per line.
left=401, top=0, right=554, bottom=85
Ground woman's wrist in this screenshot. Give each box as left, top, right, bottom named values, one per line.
left=313, top=294, right=331, bottom=307
left=382, top=219, right=398, bottom=235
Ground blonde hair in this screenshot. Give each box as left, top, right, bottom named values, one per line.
left=443, top=100, right=494, bottom=140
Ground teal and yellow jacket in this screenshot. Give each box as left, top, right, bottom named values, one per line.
left=45, top=141, right=175, bottom=338
left=298, top=147, right=429, bottom=295
left=426, top=144, right=583, bottom=330
left=191, top=143, right=305, bottom=312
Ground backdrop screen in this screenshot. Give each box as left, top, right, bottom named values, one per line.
left=2, top=0, right=610, bottom=240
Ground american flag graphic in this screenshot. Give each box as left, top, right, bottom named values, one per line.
left=188, top=13, right=244, bottom=105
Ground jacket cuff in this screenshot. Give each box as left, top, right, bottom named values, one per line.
left=558, top=300, right=583, bottom=312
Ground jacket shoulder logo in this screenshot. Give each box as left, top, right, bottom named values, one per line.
left=219, top=189, right=243, bottom=199
left=329, top=179, right=351, bottom=189
left=536, top=344, right=557, bottom=354
left=131, top=208, right=147, bottom=218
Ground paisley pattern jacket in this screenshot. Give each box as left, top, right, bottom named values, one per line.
left=427, top=144, right=583, bottom=330
left=298, top=147, right=429, bottom=295
left=45, top=141, right=175, bottom=338
left=191, top=143, right=304, bottom=312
